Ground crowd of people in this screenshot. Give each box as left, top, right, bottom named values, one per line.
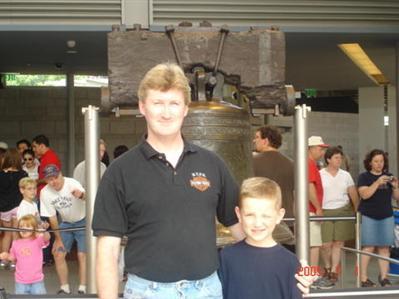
left=0, top=136, right=128, bottom=295
left=255, top=127, right=399, bottom=290
left=0, top=62, right=398, bottom=298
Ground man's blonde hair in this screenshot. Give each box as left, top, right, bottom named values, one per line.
left=239, top=177, right=282, bottom=209
left=19, top=177, right=37, bottom=189
left=138, top=63, right=191, bottom=104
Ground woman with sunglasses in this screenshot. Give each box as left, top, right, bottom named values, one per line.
left=22, top=149, right=40, bottom=180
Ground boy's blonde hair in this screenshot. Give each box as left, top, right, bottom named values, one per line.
left=138, top=62, right=191, bottom=105
left=17, top=214, right=38, bottom=239
left=19, top=177, right=37, bottom=189
left=239, top=177, right=282, bottom=209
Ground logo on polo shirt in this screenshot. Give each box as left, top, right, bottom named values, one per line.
left=190, top=172, right=211, bottom=192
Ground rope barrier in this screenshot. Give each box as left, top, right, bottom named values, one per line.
left=0, top=216, right=357, bottom=233
left=283, top=216, right=356, bottom=222
left=0, top=226, right=85, bottom=233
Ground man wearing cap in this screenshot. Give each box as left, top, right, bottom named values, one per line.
left=39, top=164, right=86, bottom=295
left=0, top=141, right=8, bottom=165
left=307, top=136, right=333, bottom=289
left=0, top=141, right=8, bottom=150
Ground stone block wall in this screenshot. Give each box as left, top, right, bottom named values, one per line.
left=0, top=86, right=147, bottom=175
left=0, top=86, right=359, bottom=180
left=266, top=111, right=359, bottom=180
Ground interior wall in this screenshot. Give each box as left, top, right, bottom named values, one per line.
left=267, top=111, right=359, bottom=180
left=358, top=86, right=397, bottom=176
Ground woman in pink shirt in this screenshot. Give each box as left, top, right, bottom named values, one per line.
left=0, top=214, right=50, bottom=294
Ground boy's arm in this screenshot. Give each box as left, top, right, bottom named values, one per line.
left=217, top=249, right=228, bottom=297
left=295, top=260, right=317, bottom=295
left=292, top=259, right=305, bottom=298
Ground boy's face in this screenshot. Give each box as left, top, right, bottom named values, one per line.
left=20, top=184, right=37, bottom=201
left=235, top=197, right=285, bottom=247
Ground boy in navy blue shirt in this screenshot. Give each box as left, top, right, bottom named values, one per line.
left=218, top=177, right=302, bottom=299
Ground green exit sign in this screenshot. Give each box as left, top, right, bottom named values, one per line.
left=5, top=74, right=16, bottom=81
left=304, top=88, right=317, bottom=98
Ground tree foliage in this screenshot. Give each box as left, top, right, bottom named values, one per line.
left=6, top=74, right=65, bottom=86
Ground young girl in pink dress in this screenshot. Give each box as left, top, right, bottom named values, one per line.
left=0, top=214, right=50, bottom=294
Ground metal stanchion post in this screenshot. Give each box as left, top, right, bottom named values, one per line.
left=340, top=249, right=345, bottom=288
left=355, top=212, right=361, bottom=288
left=82, top=105, right=100, bottom=294
left=295, top=104, right=311, bottom=263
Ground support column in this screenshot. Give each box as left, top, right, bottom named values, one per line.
left=83, top=105, right=100, bottom=293
left=67, top=73, right=75, bottom=176
left=396, top=42, right=399, bottom=175
left=295, top=104, right=311, bottom=263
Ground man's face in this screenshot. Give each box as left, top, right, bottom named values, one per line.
left=309, top=146, right=326, bottom=161
left=235, top=197, right=285, bottom=247
left=17, top=143, right=29, bottom=155
left=253, top=131, right=265, bottom=152
left=20, top=184, right=37, bottom=201
left=45, top=174, right=64, bottom=191
left=32, top=142, right=44, bottom=158
left=139, top=88, right=188, bottom=140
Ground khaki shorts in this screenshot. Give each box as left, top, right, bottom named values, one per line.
left=310, top=212, right=322, bottom=247
left=322, top=204, right=355, bottom=243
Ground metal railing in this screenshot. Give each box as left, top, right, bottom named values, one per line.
left=341, top=246, right=399, bottom=289
left=283, top=212, right=362, bottom=288
left=304, top=288, right=399, bottom=298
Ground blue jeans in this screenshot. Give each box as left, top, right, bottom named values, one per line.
left=59, top=218, right=86, bottom=252
left=15, top=280, right=46, bottom=294
left=124, top=272, right=222, bottom=299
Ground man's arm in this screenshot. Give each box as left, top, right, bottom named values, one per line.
left=48, top=215, right=64, bottom=253
left=308, top=183, right=322, bottom=216
left=96, top=236, right=121, bottom=299
left=228, top=222, right=245, bottom=241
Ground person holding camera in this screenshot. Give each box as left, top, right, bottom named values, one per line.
left=357, top=149, right=399, bottom=287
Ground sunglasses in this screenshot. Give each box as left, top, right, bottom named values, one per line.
left=24, top=157, right=33, bottom=161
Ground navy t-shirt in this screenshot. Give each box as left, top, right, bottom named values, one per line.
left=357, top=171, right=393, bottom=219
left=218, top=241, right=301, bottom=299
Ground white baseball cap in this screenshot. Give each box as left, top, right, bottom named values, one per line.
left=308, top=136, right=329, bottom=147
left=0, top=141, right=8, bottom=150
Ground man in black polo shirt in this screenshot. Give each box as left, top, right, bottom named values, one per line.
left=93, top=63, right=313, bottom=299
left=93, top=63, right=244, bottom=299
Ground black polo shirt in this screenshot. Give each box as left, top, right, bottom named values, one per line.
left=92, top=140, right=239, bottom=282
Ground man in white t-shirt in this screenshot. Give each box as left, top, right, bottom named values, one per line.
left=40, top=164, right=86, bottom=295
left=73, top=160, right=107, bottom=190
